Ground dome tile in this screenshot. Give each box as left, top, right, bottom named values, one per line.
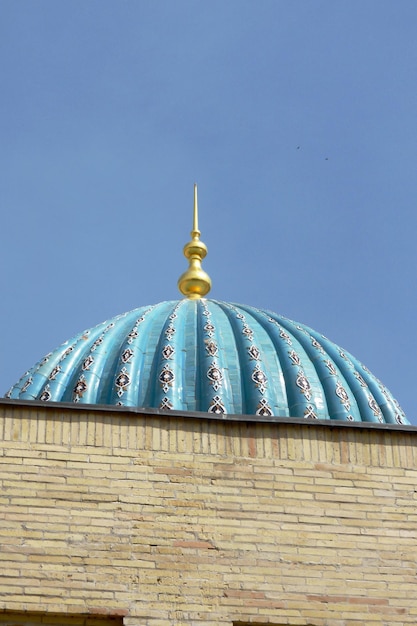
left=5, top=299, right=409, bottom=425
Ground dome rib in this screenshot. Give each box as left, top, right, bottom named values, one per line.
left=239, top=305, right=329, bottom=419
left=106, top=305, right=157, bottom=407
left=274, top=316, right=360, bottom=422
left=215, top=302, right=275, bottom=417
left=196, top=300, right=237, bottom=415
left=80, top=316, right=134, bottom=405
left=306, top=328, right=406, bottom=425
left=144, top=301, right=182, bottom=411
left=133, top=302, right=178, bottom=409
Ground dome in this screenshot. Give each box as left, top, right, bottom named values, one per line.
left=5, top=186, right=408, bottom=425
left=6, top=298, right=408, bottom=424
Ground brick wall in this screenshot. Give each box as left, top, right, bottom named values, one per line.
left=0, top=400, right=416, bottom=626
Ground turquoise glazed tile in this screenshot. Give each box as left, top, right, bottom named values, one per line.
left=6, top=299, right=409, bottom=424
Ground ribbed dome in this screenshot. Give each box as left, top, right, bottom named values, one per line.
left=6, top=299, right=408, bottom=424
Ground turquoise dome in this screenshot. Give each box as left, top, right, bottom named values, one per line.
left=6, top=298, right=408, bottom=424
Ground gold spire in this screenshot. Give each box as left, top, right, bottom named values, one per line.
left=178, top=184, right=212, bottom=299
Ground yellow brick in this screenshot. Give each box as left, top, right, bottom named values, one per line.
left=0, top=403, right=417, bottom=624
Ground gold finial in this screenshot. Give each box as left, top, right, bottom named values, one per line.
left=178, top=184, right=212, bottom=299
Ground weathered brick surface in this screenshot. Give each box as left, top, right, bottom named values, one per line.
left=0, top=402, right=417, bottom=626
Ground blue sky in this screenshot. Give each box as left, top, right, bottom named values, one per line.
left=1, top=1, right=416, bottom=422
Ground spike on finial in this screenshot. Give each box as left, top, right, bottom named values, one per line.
left=193, top=183, right=199, bottom=234
left=177, top=184, right=212, bottom=299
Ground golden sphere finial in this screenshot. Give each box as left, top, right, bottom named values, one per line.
left=177, top=184, right=212, bottom=299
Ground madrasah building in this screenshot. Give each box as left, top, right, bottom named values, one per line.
left=1, top=186, right=416, bottom=626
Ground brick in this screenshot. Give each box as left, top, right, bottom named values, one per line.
left=0, top=404, right=417, bottom=625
